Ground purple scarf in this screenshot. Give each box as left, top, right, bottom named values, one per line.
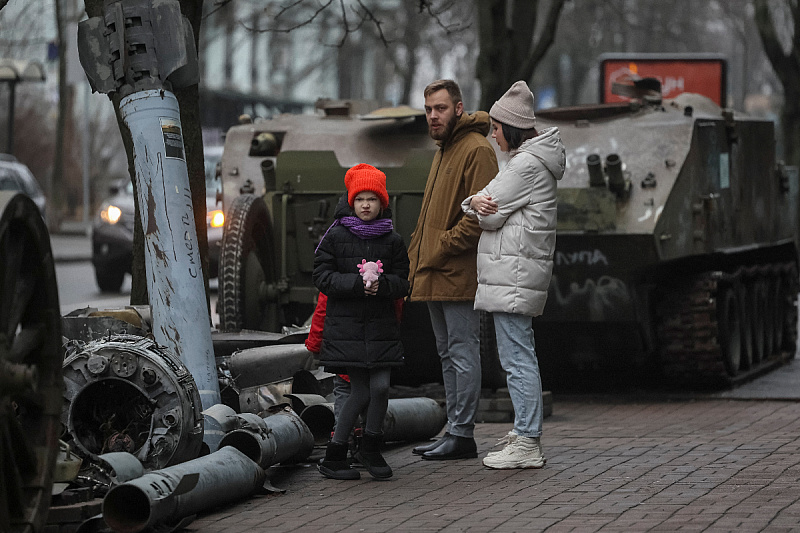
left=316, top=216, right=394, bottom=252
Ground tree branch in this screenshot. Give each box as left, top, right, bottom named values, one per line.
left=247, top=0, right=334, bottom=34
left=204, top=0, right=234, bottom=19
left=420, top=0, right=469, bottom=34
left=516, top=0, right=567, bottom=82
left=754, top=0, right=798, bottom=88
left=356, top=0, right=390, bottom=47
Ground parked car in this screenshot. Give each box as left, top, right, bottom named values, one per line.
left=92, top=148, right=224, bottom=292
left=0, top=154, right=47, bottom=220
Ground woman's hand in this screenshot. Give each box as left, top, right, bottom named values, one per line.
left=470, top=195, right=498, bottom=216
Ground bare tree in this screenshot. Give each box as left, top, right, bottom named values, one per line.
left=754, top=0, right=800, bottom=166
left=52, top=0, right=67, bottom=229
left=475, top=0, right=567, bottom=110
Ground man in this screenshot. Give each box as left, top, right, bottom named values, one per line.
left=407, top=79, right=499, bottom=460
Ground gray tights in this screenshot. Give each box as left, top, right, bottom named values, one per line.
left=332, top=367, right=391, bottom=444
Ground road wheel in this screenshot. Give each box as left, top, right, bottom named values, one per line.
left=736, top=283, right=753, bottom=371
left=717, top=286, right=741, bottom=376
left=770, top=274, right=785, bottom=355
left=749, top=278, right=767, bottom=365
left=218, top=194, right=278, bottom=332
left=762, top=276, right=776, bottom=357
left=94, top=265, right=125, bottom=293
left=0, top=192, right=63, bottom=533
left=781, top=265, right=799, bottom=355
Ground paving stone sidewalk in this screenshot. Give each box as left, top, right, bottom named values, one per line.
left=190, top=397, right=800, bottom=532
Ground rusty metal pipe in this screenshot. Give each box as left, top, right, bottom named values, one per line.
left=224, top=344, right=314, bottom=389
left=587, top=153, right=605, bottom=187
left=299, top=397, right=446, bottom=444
left=102, top=446, right=265, bottom=533
left=264, top=408, right=315, bottom=463
left=284, top=393, right=329, bottom=413
left=202, top=403, right=239, bottom=453
left=382, top=398, right=446, bottom=442
left=299, top=403, right=337, bottom=444
left=217, top=409, right=314, bottom=467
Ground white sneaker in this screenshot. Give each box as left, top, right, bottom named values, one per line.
left=486, top=431, right=517, bottom=457
left=482, top=436, right=545, bottom=469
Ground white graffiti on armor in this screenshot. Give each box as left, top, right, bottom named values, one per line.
left=555, top=249, right=609, bottom=266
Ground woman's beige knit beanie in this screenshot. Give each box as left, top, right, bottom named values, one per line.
left=489, top=80, right=536, bottom=129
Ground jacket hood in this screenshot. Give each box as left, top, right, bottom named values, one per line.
left=333, top=190, right=393, bottom=219
left=516, top=126, right=566, bottom=181
left=440, top=111, right=492, bottom=149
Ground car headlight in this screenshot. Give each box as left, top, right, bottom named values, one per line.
left=208, top=209, right=224, bottom=228
left=101, top=204, right=122, bottom=224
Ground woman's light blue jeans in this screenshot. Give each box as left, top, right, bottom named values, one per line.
left=493, top=312, right=543, bottom=438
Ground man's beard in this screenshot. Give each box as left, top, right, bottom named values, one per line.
left=429, top=112, right=460, bottom=142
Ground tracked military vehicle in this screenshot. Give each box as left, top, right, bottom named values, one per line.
left=534, top=86, right=798, bottom=387
left=216, top=89, right=799, bottom=389
left=215, top=99, right=443, bottom=384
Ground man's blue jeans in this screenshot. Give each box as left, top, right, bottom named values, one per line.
left=427, top=301, right=481, bottom=438
left=493, top=312, right=543, bottom=438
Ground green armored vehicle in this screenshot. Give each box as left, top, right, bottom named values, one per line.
left=215, top=99, right=443, bottom=383
left=216, top=90, right=799, bottom=389
left=534, top=88, right=798, bottom=387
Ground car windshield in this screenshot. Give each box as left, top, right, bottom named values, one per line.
left=0, top=167, right=24, bottom=192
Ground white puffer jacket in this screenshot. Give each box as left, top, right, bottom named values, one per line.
left=461, top=127, right=565, bottom=317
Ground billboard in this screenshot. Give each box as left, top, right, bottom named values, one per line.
left=599, top=53, right=727, bottom=107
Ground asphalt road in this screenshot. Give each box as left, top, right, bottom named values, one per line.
left=51, top=230, right=219, bottom=324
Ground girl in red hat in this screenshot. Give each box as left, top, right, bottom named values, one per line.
left=313, top=163, right=409, bottom=480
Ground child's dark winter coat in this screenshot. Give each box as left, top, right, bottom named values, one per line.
left=313, top=196, right=409, bottom=368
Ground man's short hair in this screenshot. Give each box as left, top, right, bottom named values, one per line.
left=424, top=79, right=463, bottom=106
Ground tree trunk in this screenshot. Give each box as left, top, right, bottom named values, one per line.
left=476, top=0, right=566, bottom=111
left=754, top=0, right=800, bottom=166
left=476, top=0, right=510, bottom=111
left=52, top=0, right=67, bottom=231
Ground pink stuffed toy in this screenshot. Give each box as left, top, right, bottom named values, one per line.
left=358, top=259, right=383, bottom=288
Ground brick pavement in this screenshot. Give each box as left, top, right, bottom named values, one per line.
left=189, top=397, right=800, bottom=533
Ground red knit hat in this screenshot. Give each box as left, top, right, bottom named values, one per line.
left=344, top=163, right=389, bottom=208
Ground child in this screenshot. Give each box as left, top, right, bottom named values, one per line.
left=313, top=163, right=410, bottom=480
left=305, top=292, right=353, bottom=429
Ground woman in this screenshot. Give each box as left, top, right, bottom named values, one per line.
left=462, top=80, right=565, bottom=469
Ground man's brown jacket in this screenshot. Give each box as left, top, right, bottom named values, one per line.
left=407, top=111, right=498, bottom=302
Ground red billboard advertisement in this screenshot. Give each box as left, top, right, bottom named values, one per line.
left=599, top=54, right=727, bottom=107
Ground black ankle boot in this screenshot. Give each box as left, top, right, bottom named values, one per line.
left=412, top=432, right=451, bottom=455
left=355, top=431, right=393, bottom=479
left=319, top=441, right=360, bottom=480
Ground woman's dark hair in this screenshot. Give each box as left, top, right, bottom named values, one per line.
left=501, top=122, right=538, bottom=150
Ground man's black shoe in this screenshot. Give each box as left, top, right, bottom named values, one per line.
left=421, top=435, right=477, bottom=460
left=412, top=432, right=451, bottom=455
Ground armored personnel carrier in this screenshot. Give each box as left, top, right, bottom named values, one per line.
left=215, top=99, right=443, bottom=384
left=534, top=87, right=798, bottom=387
left=215, top=90, right=799, bottom=389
